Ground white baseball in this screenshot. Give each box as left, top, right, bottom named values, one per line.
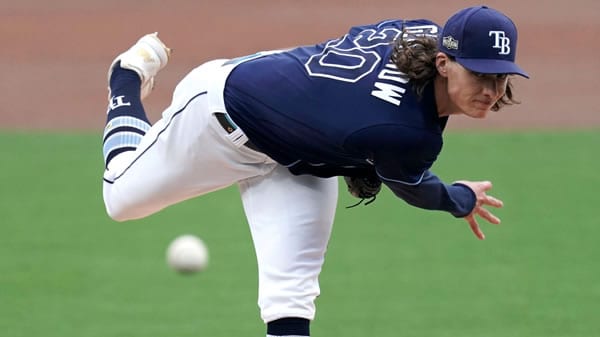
left=166, top=234, right=209, bottom=274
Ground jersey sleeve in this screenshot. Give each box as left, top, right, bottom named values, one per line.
left=379, top=170, right=476, bottom=217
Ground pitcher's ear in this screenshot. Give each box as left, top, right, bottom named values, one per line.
left=436, top=52, right=450, bottom=77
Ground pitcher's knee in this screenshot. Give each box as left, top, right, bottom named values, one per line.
left=103, top=189, right=142, bottom=222
left=104, top=198, right=131, bottom=222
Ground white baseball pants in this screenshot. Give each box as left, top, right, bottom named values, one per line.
left=102, top=60, right=339, bottom=323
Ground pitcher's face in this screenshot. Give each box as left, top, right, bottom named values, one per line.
left=436, top=54, right=508, bottom=118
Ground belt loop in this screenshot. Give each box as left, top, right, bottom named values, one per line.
left=214, top=112, right=260, bottom=152
left=230, top=128, right=249, bottom=147
left=214, top=112, right=249, bottom=147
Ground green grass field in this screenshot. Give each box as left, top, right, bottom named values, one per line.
left=1, top=131, right=598, bottom=337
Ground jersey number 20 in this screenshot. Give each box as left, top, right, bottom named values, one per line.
left=305, top=24, right=437, bottom=83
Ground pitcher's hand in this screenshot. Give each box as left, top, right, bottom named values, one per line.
left=455, top=180, right=503, bottom=240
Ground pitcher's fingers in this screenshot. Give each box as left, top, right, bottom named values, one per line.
left=484, top=195, right=504, bottom=208
left=476, top=207, right=501, bottom=225
left=479, top=181, right=493, bottom=191
left=467, top=216, right=485, bottom=240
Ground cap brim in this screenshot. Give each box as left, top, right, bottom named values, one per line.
left=456, top=57, right=530, bottom=78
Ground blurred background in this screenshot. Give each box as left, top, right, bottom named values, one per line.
left=1, top=1, right=599, bottom=337
left=1, top=0, right=599, bottom=130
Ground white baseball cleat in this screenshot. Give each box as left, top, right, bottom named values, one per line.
left=107, top=32, right=172, bottom=100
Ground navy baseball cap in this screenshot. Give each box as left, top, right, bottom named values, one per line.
left=439, top=6, right=529, bottom=78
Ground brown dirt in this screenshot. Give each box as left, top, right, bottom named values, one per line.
left=1, top=0, right=598, bottom=131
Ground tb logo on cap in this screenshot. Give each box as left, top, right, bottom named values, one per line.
left=489, top=31, right=511, bottom=55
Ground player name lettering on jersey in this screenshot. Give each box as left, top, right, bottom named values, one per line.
left=370, top=62, right=409, bottom=106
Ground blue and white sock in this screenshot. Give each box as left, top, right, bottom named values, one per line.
left=103, top=63, right=150, bottom=166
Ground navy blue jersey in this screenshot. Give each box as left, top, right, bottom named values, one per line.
left=223, top=19, right=476, bottom=217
